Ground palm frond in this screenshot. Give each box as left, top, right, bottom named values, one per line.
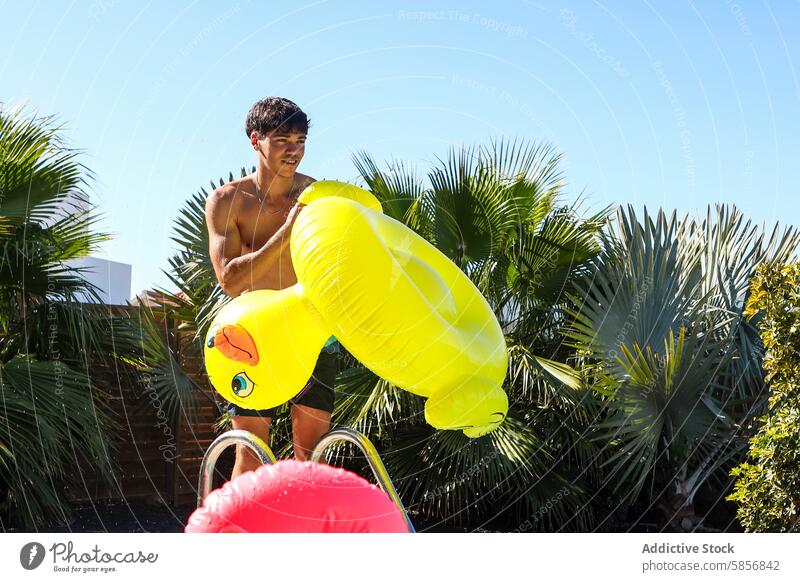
left=0, top=107, right=91, bottom=226
left=0, top=356, right=117, bottom=527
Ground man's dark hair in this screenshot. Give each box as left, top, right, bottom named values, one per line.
left=245, top=97, right=310, bottom=138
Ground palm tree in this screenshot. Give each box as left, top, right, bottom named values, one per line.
left=0, top=105, right=140, bottom=527
left=333, top=140, right=610, bottom=530
left=567, top=205, right=799, bottom=530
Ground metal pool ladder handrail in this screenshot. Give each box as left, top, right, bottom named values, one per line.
left=311, top=427, right=415, bottom=532
left=197, top=429, right=276, bottom=508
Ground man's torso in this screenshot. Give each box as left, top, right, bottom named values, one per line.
left=227, top=172, right=314, bottom=291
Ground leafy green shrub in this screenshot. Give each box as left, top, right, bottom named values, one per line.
left=728, top=263, right=800, bottom=532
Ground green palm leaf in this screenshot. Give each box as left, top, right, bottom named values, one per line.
left=0, top=356, right=116, bottom=527
left=0, top=108, right=89, bottom=225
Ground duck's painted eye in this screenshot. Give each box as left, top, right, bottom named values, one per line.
left=231, top=371, right=255, bottom=398
left=207, top=325, right=219, bottom=348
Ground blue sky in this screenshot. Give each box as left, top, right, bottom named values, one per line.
left=2, top=0, right=799, bottom=297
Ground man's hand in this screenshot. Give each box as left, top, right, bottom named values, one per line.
left=283, top=202, right=305, bottom=236
left=288, top=201, right=305, bottom=221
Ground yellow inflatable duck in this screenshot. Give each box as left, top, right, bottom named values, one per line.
left=204, top=181, right=508, bottom=437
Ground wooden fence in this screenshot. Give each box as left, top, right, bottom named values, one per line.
left=67, top=305, right=229, bottom=509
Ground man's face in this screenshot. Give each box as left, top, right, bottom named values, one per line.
left=253, top=130, right=306, bottom=178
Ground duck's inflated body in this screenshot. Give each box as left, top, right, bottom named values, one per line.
left=204, top=181, right=508, bottom=437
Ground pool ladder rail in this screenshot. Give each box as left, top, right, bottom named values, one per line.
left=198, top=427, right=415, bottom=532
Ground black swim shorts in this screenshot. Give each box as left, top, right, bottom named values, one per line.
left=223, top=341, right=339, bottom=418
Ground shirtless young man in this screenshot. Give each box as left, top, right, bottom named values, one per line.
left=205, top=97, right=338, bottom=479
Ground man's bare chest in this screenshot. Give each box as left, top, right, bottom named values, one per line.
left=236, top=200, right=292, bottom=252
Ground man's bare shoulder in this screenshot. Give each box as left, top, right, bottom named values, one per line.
left=206, top=177, right=253, bottom=214
left=297, top=172, right=316, bottom=184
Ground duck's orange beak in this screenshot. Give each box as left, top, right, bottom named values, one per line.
left=213, top=324, right=259, bottom=366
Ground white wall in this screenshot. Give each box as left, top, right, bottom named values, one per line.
left=66, top=256, right=132, bottom=305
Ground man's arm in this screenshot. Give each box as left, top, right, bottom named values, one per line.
left=205, top=187, right=303, bottom=297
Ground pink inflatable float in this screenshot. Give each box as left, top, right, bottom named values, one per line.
left=185, top=460, right=410, bottom=533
